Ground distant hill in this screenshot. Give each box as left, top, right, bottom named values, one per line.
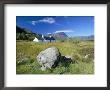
left=72, top=35, right=94, bottom=40
left=16, top=26, right=42, bottom=40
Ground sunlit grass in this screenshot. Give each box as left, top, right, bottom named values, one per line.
left=16, top=40, right=94, bottom=74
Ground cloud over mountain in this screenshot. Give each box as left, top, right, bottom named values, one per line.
left=55, top=30, right=74, bottom=33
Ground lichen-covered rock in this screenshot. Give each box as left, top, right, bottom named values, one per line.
left=37, top=46, right=61, bottom=71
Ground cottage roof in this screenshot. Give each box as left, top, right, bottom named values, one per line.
left=44, top=36, right=55, bottom=40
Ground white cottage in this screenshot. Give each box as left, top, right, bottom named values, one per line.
left=33, top=35, right=55, bottom=42
left=33, top=37, right=42, bottom=42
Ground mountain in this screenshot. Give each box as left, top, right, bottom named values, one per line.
left=16, top=26, right=27, bottom=33
left=47, top=32, right=68, bottom=39
left=16, top=26, right=33, bottom=34
left=54, top=32, right=68, bottom=39
left=16, top=25, right=68, bottom=40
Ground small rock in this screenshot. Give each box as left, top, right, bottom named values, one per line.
left=41, top=66, right=46, bottom=71
left=65, top=55, right=73, bottom=60
left=84, top=54, right=90, bottom=59
left=65, top=55, right=74, bottom=63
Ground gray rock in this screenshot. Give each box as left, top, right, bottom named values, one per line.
left=37, top=46, right=61, bottom=71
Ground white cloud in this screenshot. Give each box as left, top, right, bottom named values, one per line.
left=39, top=17, right=55, bottom=24
left=55, top=23, right=64, bottom=26
left=31, top=17, right=55, bottom=25
left=55, top=30, right=74, bottom=33
left=31, top=21, right=37, bottom=25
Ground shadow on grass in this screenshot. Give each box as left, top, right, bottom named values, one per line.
left=51, top=56, right=74, bottom=74
left=53, top=56, right=73, bottom=68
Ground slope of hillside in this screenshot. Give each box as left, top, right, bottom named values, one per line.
left=16, top=26, right=43, bottom=40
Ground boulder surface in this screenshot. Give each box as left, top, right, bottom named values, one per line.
left=37, top=46, right=61, bottom=71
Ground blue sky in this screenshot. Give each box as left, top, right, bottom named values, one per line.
left=16, top=16, right=94, bottom=37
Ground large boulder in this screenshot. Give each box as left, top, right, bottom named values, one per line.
left=37, top=46, right=61, bottom=71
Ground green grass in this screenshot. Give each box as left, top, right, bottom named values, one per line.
left=16, top=40, right=94, bottom=74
